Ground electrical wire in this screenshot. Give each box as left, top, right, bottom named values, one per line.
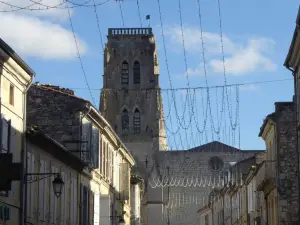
left=64, top=0, right=97, bottom=106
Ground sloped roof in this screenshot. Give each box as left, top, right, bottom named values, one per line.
left=284, top=6, right=300, bottom=70
left=0, top=38, right=35, bottom=76
left=162, top=141, right=264, bottom=153
left=259, top=112, right=276, bottom=137
left=26, top=126, right=87, bottom=172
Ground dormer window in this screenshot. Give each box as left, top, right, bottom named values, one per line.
left=121, top=61, right=129, bottom=85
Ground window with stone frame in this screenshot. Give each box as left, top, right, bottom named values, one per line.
left=121, top=109, right=129, bottom=132
left=121, top=61, right=129, bottom=85
left=133, top=61, right=140, bottom=84
left=133, top=108, right=141, bottom=134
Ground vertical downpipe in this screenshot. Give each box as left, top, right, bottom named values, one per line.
left=20, top=77, right=34, bottom=225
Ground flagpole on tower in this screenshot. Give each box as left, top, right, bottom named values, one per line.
left=146, top=15, right=151, bottom=27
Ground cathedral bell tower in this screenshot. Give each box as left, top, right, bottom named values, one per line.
left=100, top=28, right=168, bottom=164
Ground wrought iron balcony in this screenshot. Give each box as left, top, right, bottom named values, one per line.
left=108, top=28, right=153, bottom=37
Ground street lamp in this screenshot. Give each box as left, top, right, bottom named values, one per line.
left=52, top=175, right=64, bottom=198
left=25, top=173, right=64, bottom=198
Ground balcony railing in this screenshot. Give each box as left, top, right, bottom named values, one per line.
left=108, top=28, right=153, bottom=36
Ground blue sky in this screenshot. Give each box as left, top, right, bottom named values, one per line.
left=0, top=0, right=298, bottom=150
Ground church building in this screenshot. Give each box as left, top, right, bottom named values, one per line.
left=100, top=27, right=264, bottom=225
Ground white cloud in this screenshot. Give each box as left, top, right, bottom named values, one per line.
left=166, top=26, right=277, bottom=76
left=0, top=0, right=71, bottom=20
left=175, top=65, right=204, bottom=78
left=0, top=1, right=86, bottom=60
left=210, top=38, right=277, bottom=75
left=166, top=26, right=238, bottom=54
left=240, top=84, right=260, bottom=91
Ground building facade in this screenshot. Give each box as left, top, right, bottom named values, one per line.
left=99, top=28, right=264, bottom=225
left=25, top=126, right=86, bottom=225
left=26, top=84, right=135, bottom=225
left=197, top=101, right=299, bottom=225
left=0, top=38, right=34, bottom=225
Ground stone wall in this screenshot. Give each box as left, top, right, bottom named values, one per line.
left=27, top=85, right=86, bottom=145
left=151, top=144, right=261, bottom=225
left=275, top=102, right=299, bottom=225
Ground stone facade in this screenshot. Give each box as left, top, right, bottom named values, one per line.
left=27, top=84, right=86, bottom=148
left=100, top=28, right=168, bottom=165
left=26, top=84, right=136, bottom=225
left=197, top=153, right=265, bottom=225
left=99, top=28, right=264, bottom=225
left=275, top=102, right=298, bottom=225
left=0, top=38, right=34, bottom=225
left=199, top=101, right=299, bottom=225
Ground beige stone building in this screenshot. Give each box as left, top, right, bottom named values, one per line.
left=25, top=126, right=86, bottom=225
left=197, top=101, right=299, bottom=225
left=197, top=153, right=265, bottom=225
left=0, top=38, right=34, bottom=225
left=26, top=84, right=135, bottom=225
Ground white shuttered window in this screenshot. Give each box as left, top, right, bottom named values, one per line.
left=26, top=152, right=32, bottom=218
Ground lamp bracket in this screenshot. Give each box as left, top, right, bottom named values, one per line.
left=24, top=173, right=60, bottom=183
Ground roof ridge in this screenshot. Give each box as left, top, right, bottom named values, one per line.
left=32, top=84, right=91, bottom=105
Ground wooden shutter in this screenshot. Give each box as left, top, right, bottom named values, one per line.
left=119, top=163, right=129, bottom=201
left=98, top=135, right=101, bottom=171
left=54, top=167, right=58, bottom=224
left=81, top=119, right=90, bottom=162
left=113, top=153, right=119, bottom=192
left=1, top=117, right=11, bottom=153
left=39, top=160, right=45, bottom=221
left=94, top=193, right=100, bottom=225
left=100, top=195, right=110, bottom=225
left=43, top=161, right=48, bottom=221
left=60, top=172, right=65, bottom=225
left=70, top=177, right=74, bottom=224
left=26, top=152, right=32, bottom=218
left=79, top=183, right=83, bottom=225
left=30, top=154, right=35, bottom=218
left=90, top=191, right=94, bottom=225
left=50, top=165, right=55, bottom=223
left=73, top=177, right=77, bottom=225
left=91, top=126, right=99, bottom=168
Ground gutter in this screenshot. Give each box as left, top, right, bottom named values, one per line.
left=21, top=75, right=34, bottom=225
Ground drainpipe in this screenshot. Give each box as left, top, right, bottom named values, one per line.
left=21, top=76, right=34, bottom=225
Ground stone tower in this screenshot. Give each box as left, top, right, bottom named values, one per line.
left=100, top=27, right=168, bottom=166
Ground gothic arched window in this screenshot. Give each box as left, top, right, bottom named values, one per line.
left=133, top=108, right=141, bottom=133
left=133, top=61, right=140, bottom=84
left=121, top=61, right=129, bottom=85
left=122, top=109, right=129, bottom=131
